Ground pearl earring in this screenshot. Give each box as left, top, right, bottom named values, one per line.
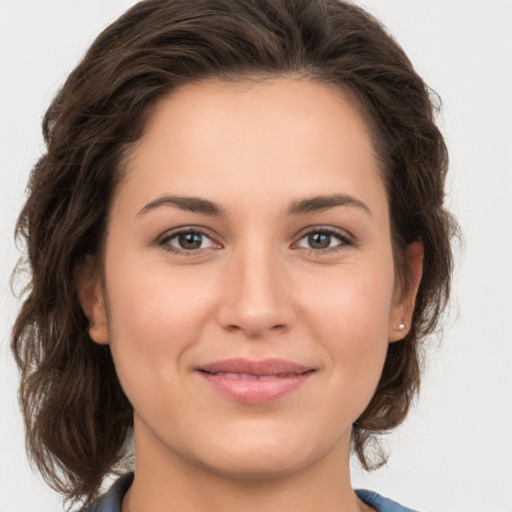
left=393, top=321, right=406, bottom=331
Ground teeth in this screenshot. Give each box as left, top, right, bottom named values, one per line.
left=211, top=372, right=295, bottom=380
left=227, top=372, right=259, bottom=380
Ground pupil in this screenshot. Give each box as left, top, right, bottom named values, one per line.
left=308, top=233, right=330, bottom=249
left=179, top=232, right=202, bottom=249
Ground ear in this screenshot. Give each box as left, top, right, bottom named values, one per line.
left=389, top=241, right=424, bottom=342
left=75, top=255, right=110, bottom=345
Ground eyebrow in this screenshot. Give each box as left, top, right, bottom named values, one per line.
left=137, top=193, right=371, bottom=218
left=137, top=195, right=226, bottom=217
left=288, top=194, right=371, bottom=216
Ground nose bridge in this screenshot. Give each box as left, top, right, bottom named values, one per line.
left=218, top=236, right=294, bottom=336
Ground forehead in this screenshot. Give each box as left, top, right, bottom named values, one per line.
left=118, top=77, right=385, bottom=216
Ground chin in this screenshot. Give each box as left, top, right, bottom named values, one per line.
left=184, top=425, right=336, bottom=480
left=197, top=449, right=311, bottom=481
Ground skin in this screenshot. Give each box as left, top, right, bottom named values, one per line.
left=79, top=77, right=422, bottom=512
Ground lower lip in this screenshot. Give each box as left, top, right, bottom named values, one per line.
left=198, top=372, right=313, bottom=404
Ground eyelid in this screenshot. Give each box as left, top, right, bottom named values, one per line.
left=154, top=224, right=355, bottom=255
left=157, top=226, right=223, bottom=254
left=292, top=225, right=355, bottom=252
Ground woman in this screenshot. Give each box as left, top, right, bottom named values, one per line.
left=11, top=0, right=456, bottom=510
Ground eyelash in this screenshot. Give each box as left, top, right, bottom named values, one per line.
left=294, top=226, right=355, bottom=255
left=158, top=227, right=219, bottom=255
left=157, top=226, right=354, bottom=256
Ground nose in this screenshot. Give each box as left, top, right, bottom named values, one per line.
left=217, top=242, right=296, bottom=338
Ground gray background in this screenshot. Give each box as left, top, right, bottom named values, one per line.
left=1, top=1, right=511, bottom=510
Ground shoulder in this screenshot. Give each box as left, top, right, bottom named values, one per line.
left=356, top=489, right=419, bottom=512
left=81, top=476, right=416, bottom=512
left=81, top=473, right=134, bottom=512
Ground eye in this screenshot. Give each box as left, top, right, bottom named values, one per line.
left=295, top=228, right=352, bottom=252
left=160, top=229, right=218, bottom=253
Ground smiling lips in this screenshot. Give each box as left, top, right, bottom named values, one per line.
left=197, top=358, right=315, bottom=404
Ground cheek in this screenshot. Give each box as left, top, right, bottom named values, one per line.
left=298, top=261, right=394, bottom=405
left=300, top=260, right=395, bottom=339
left=103, top=265, right=220, bottom=434
left=103, top=255, right=220, bottom=390
left=108, top=266, right=214, bottom=342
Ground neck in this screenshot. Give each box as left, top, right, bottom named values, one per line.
left=122, top=422, right=368, bottom=512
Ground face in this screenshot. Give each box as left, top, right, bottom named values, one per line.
left=81, top=78, right=419, bottom=480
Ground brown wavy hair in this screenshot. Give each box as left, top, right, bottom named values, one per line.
left=11, top=0, right=458, bottom=505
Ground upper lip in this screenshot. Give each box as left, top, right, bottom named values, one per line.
left=197, top=358, right=314, bottom=376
